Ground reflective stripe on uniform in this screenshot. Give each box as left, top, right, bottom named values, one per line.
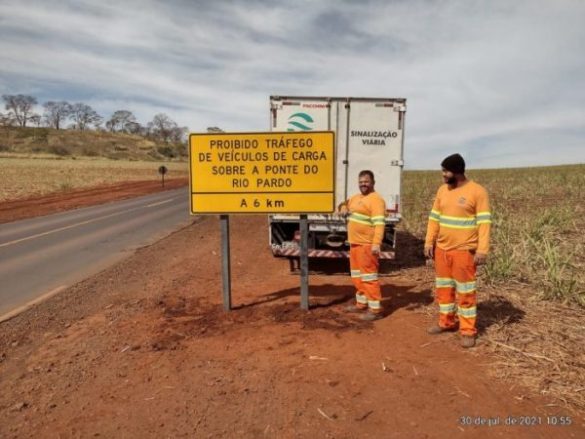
left=368, top=300, right=381, bottom=310
left=349, top=212, right=374, bottom=226
left=436, top=277, right=456, bottom=288
left=457, top=306, right=477, bottom=318
left=349, top=212, right=386, bottom=227
left=351, top=270, right=361, bottom=278
left=361, top=273, right=378, bottom=282
left=439, top=215, right=477, bottom=229
left=456, top=280, right=476, bottom=294
left=356, top=294, right=368, bottom=304
left=439, top=303, right=456, bottom=314
left=476, top=211, right=492, bottom=224
left=371, top=215, right=385, bottom=226
left=429, top=210, right=441, bottom=222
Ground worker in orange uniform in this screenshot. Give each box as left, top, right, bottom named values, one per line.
left=339, top=170, right=386, bottom=321
left=424, top=154, right=491, bottom=348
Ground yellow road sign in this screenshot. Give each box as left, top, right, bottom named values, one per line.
left=189, top=131, right=335, bottom=214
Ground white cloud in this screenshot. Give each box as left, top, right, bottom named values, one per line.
left=1, top=0, right=584, bottom=168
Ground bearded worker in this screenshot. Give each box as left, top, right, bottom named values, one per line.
left=339, top=170, right=386, bottom=321
left=424, top=154, right=492, bottom=348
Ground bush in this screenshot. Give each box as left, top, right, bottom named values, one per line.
left=82, top=148, right=99, bottom=157
left=48, top=145, right=71, bottom=156
left=157, top=145, right=176, bottom=158
left=15, top=127, right=36, bottom=138
left=34, top=128, right=49, bottom=143
left=147, top=150, right=161, bottom=160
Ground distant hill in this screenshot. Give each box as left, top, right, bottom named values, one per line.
left=0, top=126, right=187, bottom=161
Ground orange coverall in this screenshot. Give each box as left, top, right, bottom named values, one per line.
left=347, top=191, right=386, bottom=313
left=425, top=181, right=491, bottom=335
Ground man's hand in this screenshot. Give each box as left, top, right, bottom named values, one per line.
left=424, top=245, right=434, bottom=259
left=371, top=244, right=380, bottom=255
left=474, top=252, right=487, bottom=266
left=338, top=204, right=349, bottom=217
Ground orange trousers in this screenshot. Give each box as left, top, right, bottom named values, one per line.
left=434, top=247, right=477, bottom=336
left=350, top=244, right=382, bottom=313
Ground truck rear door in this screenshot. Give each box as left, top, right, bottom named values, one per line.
left=344, top=99, right=405, bottom=216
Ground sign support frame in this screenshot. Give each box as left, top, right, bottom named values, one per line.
left=220, top=214, right=232, bottom=311
left=300, top=215, right=309, bottom=310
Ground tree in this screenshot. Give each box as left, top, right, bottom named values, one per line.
left=69, top=103, right=103, bottom=130
left=106, top=110, right=138, bottom=133
left=2, top=94, right=38, bottom=127
left=29, top=114, right=42, bottom=127
left=125, top=121, right=142, bottom=134
left=148, top=113, right=178, bottom=143
left=0, top=112, right=15, bottom=127
left=170, top=125, right=188, bottom=144
left=43, top=101, right=72, bottom=130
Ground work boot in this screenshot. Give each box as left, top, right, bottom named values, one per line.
left=361, top=312, right=382, bottom=321
left=460, top=335, right=476, bottom=348
left=345, top=304, right=366, bottom=313
left=427, top=324, right=456, bottom=335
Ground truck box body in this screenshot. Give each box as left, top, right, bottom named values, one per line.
left=269, top=96, right=406, bottom=259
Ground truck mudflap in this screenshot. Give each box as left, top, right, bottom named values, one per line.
left=272, top=247, right=395, bottom=259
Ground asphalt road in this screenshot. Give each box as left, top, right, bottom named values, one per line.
left=0, top=188, right=191, bottom=317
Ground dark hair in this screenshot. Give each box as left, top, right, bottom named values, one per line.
left=441, top=154, right=465, bottom=175
left=358, top=170, right=375, bottom=181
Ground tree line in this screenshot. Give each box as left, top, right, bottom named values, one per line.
left=0, top=94, right=188, bottom=144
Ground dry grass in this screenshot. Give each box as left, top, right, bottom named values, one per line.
left=402, top=164, right=585, bottom=414
left=0, top=156, right=189, bottom=202
left=480, top=288, right=585, bottom=413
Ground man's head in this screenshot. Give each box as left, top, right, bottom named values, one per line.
left=358, top=170, right=375, bottom=195
left=440, top=153, right=465, bottom=185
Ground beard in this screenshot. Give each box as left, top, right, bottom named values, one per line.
left=445, top=176, right=457, bottom=185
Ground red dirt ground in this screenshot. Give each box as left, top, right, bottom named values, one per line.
left=0, top=178, right=189, bottom=224
left=0, top=186, right=583, bottom=438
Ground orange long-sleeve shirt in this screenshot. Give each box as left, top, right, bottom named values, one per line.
left=347, top=191, right=386, bottom=245
left=425, top=180, right=491, bottom=254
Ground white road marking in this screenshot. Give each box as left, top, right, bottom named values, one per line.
left=0, top=285, right=67, bottom=323
left=0, top=197, right=176, bottom=249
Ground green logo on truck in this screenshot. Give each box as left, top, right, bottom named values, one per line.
left=287, top=113, right=314, bottom=131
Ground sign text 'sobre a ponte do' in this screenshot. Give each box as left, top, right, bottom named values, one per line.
left=189, top=132, right=335, bottom=214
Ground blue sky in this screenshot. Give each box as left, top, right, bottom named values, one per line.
left=1, top=0, right=584, bottom=169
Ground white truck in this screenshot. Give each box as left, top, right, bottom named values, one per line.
left=268, top=96, right=406, bottom=260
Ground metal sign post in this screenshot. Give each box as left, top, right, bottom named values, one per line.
left=220, top=215, right=232, bottom=311
left=300, top=215, right=309, bottom=310
left=158, top=165, right=168, bottom=188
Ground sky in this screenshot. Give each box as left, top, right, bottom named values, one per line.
left=1, top=0, right=584, bottom=169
